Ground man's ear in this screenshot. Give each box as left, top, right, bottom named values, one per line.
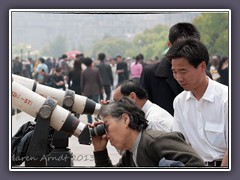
left=121, top=113, right=130, bottom=126
left=129, top=92, right=137, bottom=101
left=167, top=41, right=172, bottom=48
left=199, top=61, right=207, bottom=72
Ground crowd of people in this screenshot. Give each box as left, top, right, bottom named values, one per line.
left=12, top=22, right=229, bottom=168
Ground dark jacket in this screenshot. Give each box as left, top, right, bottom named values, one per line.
left=49, top=74, right=66, bottom=90
left=68, top=70, right=81, bottom=95
left=117, top=61, right=128, bottom=84
left=140, top=57, right=183, bottom=116
left=97, top=62, right=113, bottom=86
left=94, top=130, right=205, bottom=167
left=81, top=67, right=103, bottom=96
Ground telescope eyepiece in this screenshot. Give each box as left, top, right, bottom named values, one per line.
left=78, top=124, right=106, bottom=145
left=90, top=124, right=106, bottom=137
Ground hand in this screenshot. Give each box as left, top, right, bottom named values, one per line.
left=57, top=81, right=64, bottom=85
left=100, top=99, right=110, bottom=105
left=89, top=121, right=108, bottom=152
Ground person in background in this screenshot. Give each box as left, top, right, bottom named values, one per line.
left=58, top=54, right=69, bottom=76
left=68, top=56, right=82, bottom=95
left=48, top=67, right=66, bottom=90
left=218, top=56, right=229, bottom=86
left=109, top=57, right=118, bottom=89
left=36, top=57, right=48, bottom=75
left=166, top=38, right=228, bottom=167
left=209, top=55, right=220, bottom=81
left=116, top=55, right=128, bottom=86
left=34, top=57, right=49, bottom=83
left=81, top=57, right=103, bottom=123
left=38, top=69, right=50, bottom=85
left=45, top=57, right=53, bottom=74
left=13, top=56, right=23, bottom=76
left=97, top=53, right=113, bottom=101
left=91, top=97, right=205, bottom=167
left=129, top=54, right=143, bottom=82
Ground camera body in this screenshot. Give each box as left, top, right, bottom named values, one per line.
left=78, top=124, right=106, bottom=145
left=90, top=124, right=106, bottom=137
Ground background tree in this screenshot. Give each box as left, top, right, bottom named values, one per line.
left=193, top=13, right=229, bottom=57
left=133, top=24, right=169, bottom=60
left=41, top=34, right=68, bottom=58
left=91, top=37, right=132, bottom=59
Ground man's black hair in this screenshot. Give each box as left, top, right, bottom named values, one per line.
left=120, top=79, right=148, bottom=99
left=62, top=54, right=68, bottom=59
left=39, top=57, right=45, bottom=63
left=168, top=22, right=200, bottom=44
left=98, top=53, right=106, bottom=61
left=166, top=38, right=209, bottom=68
left=83, top=57, right=93, bottom=67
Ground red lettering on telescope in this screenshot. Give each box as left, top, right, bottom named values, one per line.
left=12, top=91, right=20, bottom=99
left=23, top=98, right=32, bottom=105
left=12, top=91, right=32, bottom=106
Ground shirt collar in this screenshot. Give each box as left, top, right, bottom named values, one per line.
left=186, top=77, right=215, bottom=102
left=130, top=131, right=142, bottom=154
left=141, top=100, right=151, bottom=114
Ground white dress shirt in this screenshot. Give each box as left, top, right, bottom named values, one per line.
left=142, top=100, right=173, bottom=132
left=173, top=77, right=228, bottom=162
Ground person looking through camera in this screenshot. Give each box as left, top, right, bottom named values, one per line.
left=90, top=97, right=205, bottom=167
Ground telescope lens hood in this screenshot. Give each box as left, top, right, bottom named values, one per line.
left=78, top=125, right=92, bottom=145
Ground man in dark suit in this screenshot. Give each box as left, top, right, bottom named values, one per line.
left=140, top=22, right=200, bottom=116
left=97, top=53, right=113, bottom=101
left=116, top=55, right=128, bottom=85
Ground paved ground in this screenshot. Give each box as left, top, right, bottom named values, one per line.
left=11, top=111, right=121, bottom=168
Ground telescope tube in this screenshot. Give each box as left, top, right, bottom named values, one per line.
left=12, top=80, right=85, bottom=138
left=12, top=74, right=101, bottom=115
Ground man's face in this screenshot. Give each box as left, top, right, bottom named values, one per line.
left=117, top=57, right=122, bottom=63
left=56, top=71, right=62, bottom=77
left=113, top=86, right=136, bottom=104
left=113, top=86, right=123, bottom=102
left=171, top=57, right=205, bottom=91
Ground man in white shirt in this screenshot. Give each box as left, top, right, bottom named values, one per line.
left=166, top=38, right=228, bottom=167
left=113, top=79, right=173, bottom=132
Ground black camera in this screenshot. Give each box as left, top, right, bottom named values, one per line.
left=78, top=124, right=106, bottom=145
left=89, top=124, right=106, bottom=137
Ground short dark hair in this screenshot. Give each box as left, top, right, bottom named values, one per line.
left=98, top=53, right=106, bottom=61
left=120, top=79, right=148, bottom=99
left=55, top=67, right=62, bottom=73
left=83, top=57, right=93, bottom=67
left=99, top=97, right=148, bottom=131
left=168, top=22, right=200, bottom=44
left=39, top=57, right=45, bottom=63
left=135, top=54, right=142, bottom=61
left=116, top=55, right=122, bottom=59
left=62, top=54, right=68, bottom=59
left=76, top=53, right=84, bottom=59
left=166, top=38, right=209, bottom=68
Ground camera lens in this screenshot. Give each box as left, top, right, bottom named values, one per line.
left=90, top=124, right=106, bottom=137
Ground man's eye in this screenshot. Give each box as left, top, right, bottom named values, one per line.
left=180, top=71, right=187, bottom=74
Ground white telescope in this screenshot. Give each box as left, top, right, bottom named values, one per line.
left=12, top=74, right=101, bottom=115
left=12, top=80, right=86, bottom=138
